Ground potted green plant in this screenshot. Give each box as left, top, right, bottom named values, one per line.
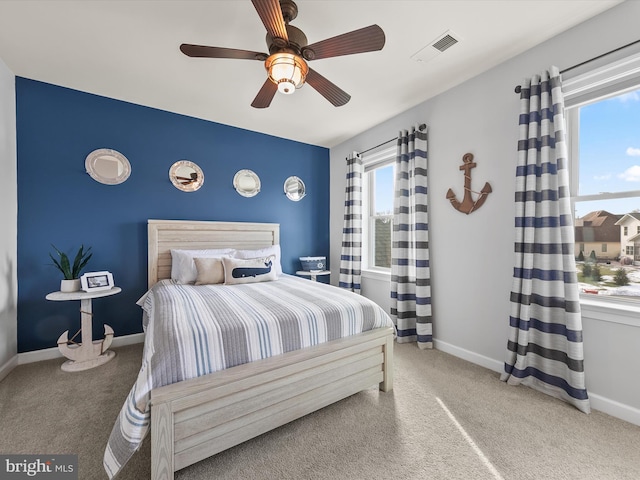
left=49, top=244, right=92, bottom=292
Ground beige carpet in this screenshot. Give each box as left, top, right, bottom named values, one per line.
left=1, top=342, right=639, bottom=480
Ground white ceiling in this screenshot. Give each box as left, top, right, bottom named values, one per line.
left=0, top=1, right=622, bottom=147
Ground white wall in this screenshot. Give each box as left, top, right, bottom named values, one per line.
left=0, top=56, right=17, bottom=380
left=330, top=1, right=640, bottom=424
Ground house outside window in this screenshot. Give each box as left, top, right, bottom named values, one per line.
left=565, top=52, right=640, bottom=300
left=362, top=146, right=395, bottom=272
left=574, top=211, right=621, bottom=261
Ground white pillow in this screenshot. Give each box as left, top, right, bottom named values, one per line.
left=233, top=245, right=283, bottom=276
left=170, top=248, right=234, bottom=284
left=222, top=255, right=277, bottom=285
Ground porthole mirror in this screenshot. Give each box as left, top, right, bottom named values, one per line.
left=169, top=160, right=204, bottom=192
left=284, top=176, right=306, bottom=201
left=233, top=169, right=261, bottom=197
left=85, top=148, right=131, bottom=185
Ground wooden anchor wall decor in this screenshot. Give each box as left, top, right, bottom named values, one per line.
left=446, top=153, right=492, bottom=214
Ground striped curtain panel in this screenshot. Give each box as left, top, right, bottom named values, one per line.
left=339, top=152, right=363, bottom=293
left=502, top=67, right=590, bottom=414
left=390, top=125, right=432, bottom=349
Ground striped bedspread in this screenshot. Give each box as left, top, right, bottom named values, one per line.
left=104, top=275, right=394, bottom=478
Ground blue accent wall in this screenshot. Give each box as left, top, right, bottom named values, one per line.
left=16, top=78, right=329, bottom=353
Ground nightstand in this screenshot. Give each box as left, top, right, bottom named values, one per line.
left=45, top=287, right=121, bottom=372
left=295, top=270, right=330, bottom=282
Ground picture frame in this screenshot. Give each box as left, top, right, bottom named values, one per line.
left=80, top=271, right=114, bottom=292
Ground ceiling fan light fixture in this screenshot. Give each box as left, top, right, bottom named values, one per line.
left=265, top=52, right=308, bottom=95
left=277, top=79, right=296, bottom=95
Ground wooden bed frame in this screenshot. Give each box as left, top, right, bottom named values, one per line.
left=146, top=220, right=394, bottom=480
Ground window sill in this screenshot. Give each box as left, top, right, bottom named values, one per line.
left=580, top=296, right=640, bottom=327
left=360, top=272, right=638, bottom=326
left=361, top=269, right=391, bottom=282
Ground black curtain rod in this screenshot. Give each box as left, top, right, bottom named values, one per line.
left=359, top=123, right=427, bottom=156
left=514, top=38, right=640, bottom=94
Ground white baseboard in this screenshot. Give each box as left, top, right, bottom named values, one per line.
left=433, top=339, right=640, bottom=427
left=17, top=333, right=145, bottom=365
left=589, top=392, right=640, bottom=426
left=0, top=355, right=18, bottom=382
left=434, top=339, right=504, bottom=374
left=9, top=333, right=640, bottom=427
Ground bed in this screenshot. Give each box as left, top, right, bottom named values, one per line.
left=104, top=220, right=395, bottom=480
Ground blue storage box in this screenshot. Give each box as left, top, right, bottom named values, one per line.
left=300, top=256, right=326, bottom=272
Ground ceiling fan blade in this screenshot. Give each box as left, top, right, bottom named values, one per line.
left=180, top=44, right=267, bottom=60
left=305, top=68, right=351, bottom=107
left=251, top=0, right=288, bottom=42
left=251, top=79, right=278, bottom=108
left=304, top=25, right=385, bottom=60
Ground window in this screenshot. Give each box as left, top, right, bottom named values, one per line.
left=362, top=146, right=395, bottom=271
left=565, top=52, right=640, bottom=301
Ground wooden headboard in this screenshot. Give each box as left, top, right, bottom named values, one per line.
left=147, top=220, right=280, bottom=288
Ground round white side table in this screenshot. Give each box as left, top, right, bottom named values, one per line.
left=45, top=287, right=121, bottom=372
left=295, top=270, right=331, bottom=282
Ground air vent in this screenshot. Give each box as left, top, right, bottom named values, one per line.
left=432, top=34, right=458, bottom=52
left=411, top=30, right=461, bottom=63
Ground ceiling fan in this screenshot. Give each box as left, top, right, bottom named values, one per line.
left=179, top=0, right=385, bottom=108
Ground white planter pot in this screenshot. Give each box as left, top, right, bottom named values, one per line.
left=60, top=278, right=81, bottom=293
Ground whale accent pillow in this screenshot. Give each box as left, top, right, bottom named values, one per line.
left=233, top=245, right=282, bottom=276
left=222, top=255, right=277, bottom=285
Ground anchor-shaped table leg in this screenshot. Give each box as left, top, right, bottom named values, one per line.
left=47, top=287, right=120, bottom=372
